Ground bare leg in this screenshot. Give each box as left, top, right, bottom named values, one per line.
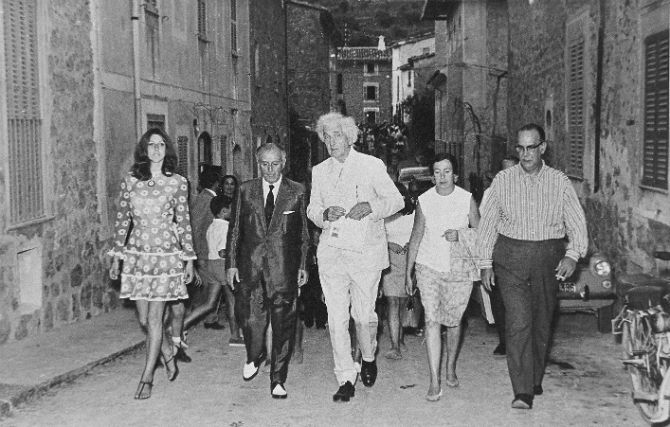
left=222, top=285, right=241, bottom=339
left=445, top=325, right=462, bottom=385
left=385, top=296, right=406, bottom=359
left=136, top=300, right=167, bottom=399
left=170, top=301, right=185, bottom=344
left=183, top=284, right=223, bottom=330
left=425, top=320, right=442, bottom=397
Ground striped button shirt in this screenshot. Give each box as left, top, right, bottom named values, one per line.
left=476, top=163, right=588, bottom=269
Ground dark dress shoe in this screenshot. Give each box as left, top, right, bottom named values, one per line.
left=493, top=343, right=506, bottom=356
left=360, top=359, right=378, bottom=387
left=511, top=394, right=533, bottom=409
left=203, top=322, right=226, bottom=330
left=533, top=385, right=543, bottom=395
left=175, top=346, right=192, bottom=363
left=333, top=381, right=355, bottom=402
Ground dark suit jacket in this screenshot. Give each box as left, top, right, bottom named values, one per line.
left=190, top=189, right=216, bottom=259
left=226, top=177, right=309, bottom=296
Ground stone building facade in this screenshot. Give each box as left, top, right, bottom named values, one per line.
left=286, top=0, right=336, bottom=177
left=506, top=0, right=670, bottom=274
left=332, top=46, right=393, bottom=126
left=0, top=1, right=107, bottom=345
left=0, top=0, right=255, bottom=346
left=249, top=0, right=288, bottom=168
left=423, top=0, right=509, bottom=197
left=391, top=34, right=435, bottom=120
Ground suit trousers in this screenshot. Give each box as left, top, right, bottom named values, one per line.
left=320, top=266, right=381, bottom=385
left=235, top=278, right=297, bottom=386
left=492, top=235, right=563, bottom=396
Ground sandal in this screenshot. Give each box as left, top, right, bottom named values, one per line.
left=134, top=381, right=153, bottom=400
left=162, top=355, right=179, bottom=382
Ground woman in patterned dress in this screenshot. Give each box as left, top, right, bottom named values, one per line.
left=108, top=128, right=195, bottom=400
left=405, top=153, right=480, bottom=402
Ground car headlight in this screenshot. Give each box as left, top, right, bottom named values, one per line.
left=594, top=261, right=611, bottom=277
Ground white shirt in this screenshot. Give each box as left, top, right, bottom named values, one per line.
left=416, top=186, right=472, bottom=273
left=262, top=177, right=282, bottom=207
left=385, top=211, right=415, bottom=246
left=206, top=218, right=229, bottom=260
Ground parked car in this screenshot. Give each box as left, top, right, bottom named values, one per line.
left=398, top=165, right=433, bottom=196
left=557, top=253, right=617, bottom=333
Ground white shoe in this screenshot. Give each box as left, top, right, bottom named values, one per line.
left=271, top=383, right=287, bottom=399
left=243, top=361, right=259, bottom=381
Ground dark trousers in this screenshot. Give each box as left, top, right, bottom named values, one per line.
left=491, top=282, right=506, bottom=345
left=235, top=278, right=297, bottom=386
left=493, top=235, right=563, bottom=396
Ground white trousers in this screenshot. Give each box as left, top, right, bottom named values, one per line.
left=320, top=267, right=381, bottom=385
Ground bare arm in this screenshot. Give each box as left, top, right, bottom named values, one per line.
left=405, top=203, right=426, bottom=295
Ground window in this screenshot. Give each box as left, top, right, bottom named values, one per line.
left=230, top=0, right=238, bottom=55
left=146, top=114, right=165, bottom=131
left=422, top=47, right=430, bottom=55
left=4, top=0, right=44, bottom=224
left=365, top=85, right=377, bottom=101
left=177, top=136, right=189, bottom=177
left=197, top=0, right=208, bottom=86
left=364, top=62, right=376, bottom=75
left=407, top=71, right=412, bottom=87
left=336, top=73, right=343, bottom=94
left=642, top=30, right=669, bottom=190
left=145, top=0, right=159, bottom=76
left=566, top=21, right=586, bottom=178
left=365, top=110, right=377, bottom=124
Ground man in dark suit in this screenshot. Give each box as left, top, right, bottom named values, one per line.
left=226, top=143, right=309, bottom=399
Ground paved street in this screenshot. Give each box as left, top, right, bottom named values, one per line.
left=1, top=310, right=642, bottom=427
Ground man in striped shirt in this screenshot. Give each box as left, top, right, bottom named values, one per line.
left=477, top=123, right=588, bottom=410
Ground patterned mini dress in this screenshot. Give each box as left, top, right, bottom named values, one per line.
left=108, top=173, right=196, bottom=301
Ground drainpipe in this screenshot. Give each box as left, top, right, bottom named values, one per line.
left=131, top=0, right=143, bottom=141
left=593, top=0, right=605, bottom=193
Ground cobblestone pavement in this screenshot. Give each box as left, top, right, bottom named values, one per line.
left=2, top=313, right=643, bottom=427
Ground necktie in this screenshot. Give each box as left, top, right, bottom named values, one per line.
left=265, top=184, right=275, bottom=225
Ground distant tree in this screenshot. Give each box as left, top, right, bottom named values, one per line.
left=338, top=1, right=349, bottom=13
left=375, top=10, right=393, bottom=28
left=401, top=87, right=435, bottom=151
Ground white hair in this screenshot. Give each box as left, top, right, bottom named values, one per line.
left=315, top=112, right=359, bottom=144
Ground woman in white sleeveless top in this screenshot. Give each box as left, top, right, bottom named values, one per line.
left=405, top=153, right=480, bottom=401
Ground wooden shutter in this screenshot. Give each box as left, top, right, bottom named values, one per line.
left=4, top=0, right=43, bottom=223
left=197, top=0, right=206, bottom=38
left=642, top=30, right=669, bottom=190
left=177, top=136, right=189, bottom=177
left=230, top=0, right=237, bottom=53
left=567, top=30, right=585, bottom=177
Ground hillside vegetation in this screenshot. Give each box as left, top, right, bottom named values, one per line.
left=306, top=0, right=433, bottom=46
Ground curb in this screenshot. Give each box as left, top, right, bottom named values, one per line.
left=0, top=340, right=145, bottom=419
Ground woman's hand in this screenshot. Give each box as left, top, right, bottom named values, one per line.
left=183, top=260, right=194, bottom=284
left=109, top=258, right=120, bottom=280
left=442, top=229, right=459, bottom=242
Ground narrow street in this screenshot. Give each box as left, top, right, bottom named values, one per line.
left=3, top=312, right=641, bottom=426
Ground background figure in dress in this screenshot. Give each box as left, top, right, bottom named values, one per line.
left=381, top=182, right=416, bottom=360
left=108, top=128, right=195, bottom=400
left=405, top=153, right=480, bottom=402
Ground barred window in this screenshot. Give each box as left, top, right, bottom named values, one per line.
left=642, top=30, right=669, bottom=190
left=3, top=0, right=44, bottom=224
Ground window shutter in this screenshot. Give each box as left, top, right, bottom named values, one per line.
left=3, top=0, right=43, bottom=223
left=567, top=30, right=585, bottom=177
left=177, top=136, right=189, bottom=177
left=197, top=0, right=206, bottom=38
left=642, top=30, right=669, bottom=190
left=230, top=0, right=237, bottom=53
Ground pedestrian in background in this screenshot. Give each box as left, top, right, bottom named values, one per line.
left=307, top=112, right=403, bottom=402
left=108, top=128, right=195, bottom=400
left=405, top=153, right=480, bottom=402
left=226, top=143, right=310, bottom=399
left=381, top=182, right=415, bottom=360
left=477, top=123, right=588, bottom=410
left=479, top=155, right=519, bottom=357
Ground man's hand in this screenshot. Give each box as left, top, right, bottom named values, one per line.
left=555, top=257, right=577, bottom=281
left=323, top=206, right=346, bottom=222
left=183, top=260, right=194, bottom=284
left=192, top=268, right=203, bottom=287
left=227, top=267, right=240, bottom=290
left=297, top=269, right=309, bottom=287
left=345, top=202, right=372, bottom=220
left=109, top=257, right=120, bottom=280
left=481, top=268, right=495, bottom=292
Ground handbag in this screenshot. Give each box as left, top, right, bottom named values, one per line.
left=401, top=289, right=423, bottom=329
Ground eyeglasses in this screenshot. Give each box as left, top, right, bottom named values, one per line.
left=514, top=140, right=544, bottom=154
